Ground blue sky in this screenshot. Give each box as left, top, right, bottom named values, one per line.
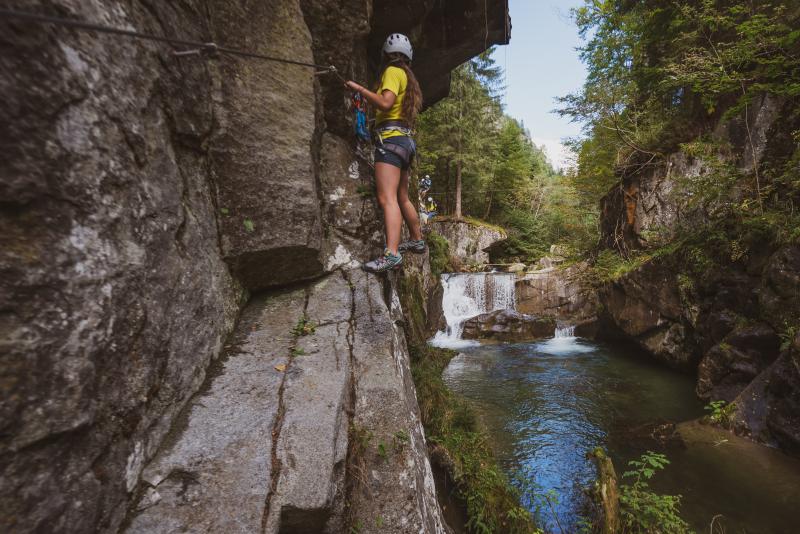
left=491, top=0, right=587, bottom=169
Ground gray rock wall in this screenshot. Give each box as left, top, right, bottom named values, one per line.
left=2, top=0, right=509, bottom=532
left=1, top=2, right=242, bottom=532
left=209, top=0, right=324, bottom=290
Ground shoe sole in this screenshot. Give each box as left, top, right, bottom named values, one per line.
left=361, top=261, right=403, bottom=273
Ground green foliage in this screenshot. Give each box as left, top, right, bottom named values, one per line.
left=291, top=314, right=316, bottom=337
left=704, top=400, right=736, bottom=426
left=619, top=452, right=691, bottom=533
left=427, top=230, right=453, bottom=278
left=417, top=54, right=597, bottom=264
left=243, top=219, right=255, bottom=232
left=409, top=344, right=540, bottom=533
left=355, top=184, right=373, bottom=198
left=377, top=442, right=388, bottom=462
left=780, top=323, right=799, bottom=352
left=289, top=347, right=305, bottom=357
left=561, top=0, right=800, bottom=240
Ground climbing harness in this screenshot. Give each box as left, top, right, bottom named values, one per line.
left=374, top=120, right=416, bottom=168
left=375, top=120, right=413, bottom=138
left=376, top=141, right=415, bottom=168
left=0, top=8, right=342, bottom=77
left=352, top=93, right=370, bottom=141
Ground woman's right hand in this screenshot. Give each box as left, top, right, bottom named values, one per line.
left=345, top=80, right=362, bottom=93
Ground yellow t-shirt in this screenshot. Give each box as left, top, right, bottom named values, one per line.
left=375, top=66, right=407, bottom=139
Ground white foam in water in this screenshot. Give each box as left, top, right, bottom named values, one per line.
left=538, top=323, right=595, bottom=355
left=430, top=272, right=516, bottom=349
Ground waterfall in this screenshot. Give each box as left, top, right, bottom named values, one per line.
left=555, top=325, right=575, bottom=338
left=430, top=273, right=516, bottom=348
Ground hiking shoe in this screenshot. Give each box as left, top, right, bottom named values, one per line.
left=362, top=249, right=403, bottom=273
left=398, top=239, right=426, bottom=254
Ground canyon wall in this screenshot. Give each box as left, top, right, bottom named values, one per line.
left=0, top=1, right=509, bottom=532
left=595, top=94, right=800, bottom=453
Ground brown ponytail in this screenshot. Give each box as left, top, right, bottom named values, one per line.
left=386, top=53, right=423, bottom=126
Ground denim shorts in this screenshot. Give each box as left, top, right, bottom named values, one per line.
left=374, top=135, right=416, bottom=170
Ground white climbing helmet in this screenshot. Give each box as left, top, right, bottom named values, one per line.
left=383, top=33, right=413, bottom=61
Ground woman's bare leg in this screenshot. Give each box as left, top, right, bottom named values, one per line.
left=398, top=169, right=423, bottom=241
left=375, top=162, right=402, bottom=254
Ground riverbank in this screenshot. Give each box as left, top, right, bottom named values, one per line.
left=410, top=344, right=539, bottom=533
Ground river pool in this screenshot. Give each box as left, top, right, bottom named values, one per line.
left=441, top=334, right=800, bottom=533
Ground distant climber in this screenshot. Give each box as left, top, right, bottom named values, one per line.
left=425, top=196, right=438, bottom=218
left=346, top=33, right=426, bottom=272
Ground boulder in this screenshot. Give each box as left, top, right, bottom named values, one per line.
left=759, top=244, right=800, bottom=329
left=597, top=259, right=696, bottom=369
left=462, top=309, right=555, bottom=342
left=429, top=219, right=506, bottom=264
left=765, top=333, right=800, bottom=455
left=516, top=261, right=597, bottom=321
left=536, top=256, right=565, bottom=270
left=506, top=262, right=526, bottom=273
left=696, top=323, right=781, bottom=401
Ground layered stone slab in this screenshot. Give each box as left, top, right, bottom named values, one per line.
left=126, top=289, right=305, bottom=533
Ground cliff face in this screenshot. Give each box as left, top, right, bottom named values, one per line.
left=0, top=1, right=509, bottom=532
left=595, top=95, right=800, bottom=453
left=600, top=94, right=785, bottom=251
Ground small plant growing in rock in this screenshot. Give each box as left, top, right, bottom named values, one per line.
left=377, top=442, right=388, bottom=462
left=290, top=347, right=305, bottom=357
left=291, top=315, right=316, bottom=337
left=780, top=323, right=798, bottom=352
left=704, top=400, right=735, bottom=427
left=242, top=218, right=255, bottom=232
left=392, top=429, right=409, bottom=452
left=356, top=184, right=373, bottom=198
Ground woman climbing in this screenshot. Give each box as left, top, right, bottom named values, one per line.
left=346, top=33, right=425, bottom=273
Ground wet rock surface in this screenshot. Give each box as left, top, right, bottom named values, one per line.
left=462, top=309, right=555, bottom=342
